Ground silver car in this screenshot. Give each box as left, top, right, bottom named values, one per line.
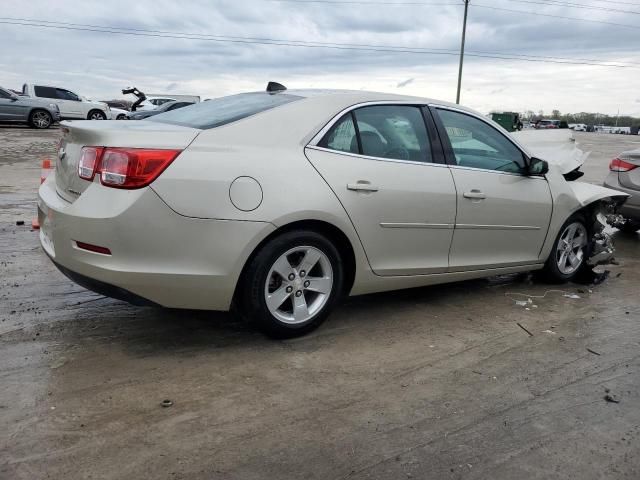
left=604, top=149, right=640, bottom=232
left=0, top=86, right=60, bottom=129
left=38, top=86, right=627, bottom=337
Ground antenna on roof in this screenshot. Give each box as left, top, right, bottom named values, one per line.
left=266, top=81, right=287, bottom=93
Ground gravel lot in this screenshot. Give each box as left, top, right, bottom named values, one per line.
left=1, top=125, right=639, bottom=480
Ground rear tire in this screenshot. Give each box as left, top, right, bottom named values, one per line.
left=236, top=230, right=344, bottom=338
left=87, top=109, right=106, bottom=120
left=542, top=214, right=591, bottom=283
left=29, top=109, right=52, bottom=129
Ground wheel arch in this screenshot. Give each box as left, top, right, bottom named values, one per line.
left=87, top=108, right=106, bottom=119
left=28, top=108, right=52, bottom=126
left=233, top=219, right=357, bottom=306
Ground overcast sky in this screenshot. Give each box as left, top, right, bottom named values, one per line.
left=2, top=0, right=639, bottom=116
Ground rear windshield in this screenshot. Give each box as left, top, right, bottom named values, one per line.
left=149, top=92, right=301, bottom=130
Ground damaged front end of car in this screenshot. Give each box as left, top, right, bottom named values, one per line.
left=586, top=200, right=627, bottom=267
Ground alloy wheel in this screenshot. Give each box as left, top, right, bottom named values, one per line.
left=264, top=246, right=333, bottom=324
left=90, top=111, right=105, bottom=120
left=556, top=222, right=588, bottom=275
left=32, top=111, right=50, bottom=128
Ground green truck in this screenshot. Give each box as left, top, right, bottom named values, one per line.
left=490, top=112, right=523, bottom=132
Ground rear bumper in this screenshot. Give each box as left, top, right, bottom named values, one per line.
left=604, top=173, right=640, bottom=220
left=38, top=174, right=275, bottom=310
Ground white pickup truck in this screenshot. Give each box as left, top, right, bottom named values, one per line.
left=22, top=83, right=112, bottom=120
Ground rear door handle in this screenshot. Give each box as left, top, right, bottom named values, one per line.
left=463, top=189, right=486, bottom=200
left=347, top=182, right=379, bottom=192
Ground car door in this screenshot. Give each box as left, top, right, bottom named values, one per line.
left=431, top=106, right=553, bottom=271
left=33, top=86, right=66, bottom=116
left=305, top=104, right=457, bottom=276
left=55, top=88, right=83, bottom=118
left=0, top=88, right=26, bottom=120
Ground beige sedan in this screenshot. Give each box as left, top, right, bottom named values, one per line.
left=38, top=85, right=627, bottom=337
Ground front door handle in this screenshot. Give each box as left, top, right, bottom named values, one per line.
left=463, top=189, right=486, bottom=200
left=347, top=182, right=379, bottom=192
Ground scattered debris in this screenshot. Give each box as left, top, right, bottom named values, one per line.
left=587, top=348, right=601, bottom=356
left=15, top=220, right=24, bottom=226
left=515, top=299, right=531, bottom=307
left=591, top=270, right=611, bottom=286
left=542, top=329, right=557, bottom=335
left=604, top=393, right=620, bottom=404
left=563, top=293, right=581, bottom=299
left=516, top=323, right=533, bottom=336
left=161, top=399, right=173, bottom=408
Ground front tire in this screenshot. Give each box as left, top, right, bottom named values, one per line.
left=87, top=109, right=106, bottom=120
left=29, top=109, right=52, bottom=129
left=237, top=231, right=344, bottom=338
left=543, top=215, right=590, bottom=282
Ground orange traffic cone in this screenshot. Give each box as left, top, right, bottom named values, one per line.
left=32, top=159, right=54, bottom=230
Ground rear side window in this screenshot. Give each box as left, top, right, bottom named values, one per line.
left=318, top=114, right=358, bottom=154
left=34, top=86, right=58, bottom=99
left=318, top=105, right=433, bottom=163
left=150, top=92, right=301, bottom=129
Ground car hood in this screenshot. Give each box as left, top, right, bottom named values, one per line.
left=512, top=129, right=588, bottom=174
left=567, top=181, right=629, bottom=208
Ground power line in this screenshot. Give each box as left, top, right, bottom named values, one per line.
left=6, top=15, right=637, bottom=66
left=473, top=3, right=640, bottom=29
left=275, top=0, right=640, bottom=28
left=1, top=18, right=638, bottom=68
left=507, top=0, right=640, bottom=15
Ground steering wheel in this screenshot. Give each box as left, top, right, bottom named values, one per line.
left=384, top=146, right=410, bottom=160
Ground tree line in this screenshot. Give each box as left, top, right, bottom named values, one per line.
left=520, top=110, right=640, bottom=127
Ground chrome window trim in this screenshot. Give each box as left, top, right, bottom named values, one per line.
left=308, top=101, right=544, bottom=178
left=309, top=100, right=430, bottom=147
left=305, top=145, right=450, bottom=168
left=448, top=164, right=546, bottom=179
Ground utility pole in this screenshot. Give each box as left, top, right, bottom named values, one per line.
left=456, top=0, right=470, bottom=104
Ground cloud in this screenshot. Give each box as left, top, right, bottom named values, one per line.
left=397, top=78, right=414, bottom=88
left=0, top=0, right=638, bottom=115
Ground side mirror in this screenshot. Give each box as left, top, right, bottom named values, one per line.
left=528, top=157, right=549, bottom=176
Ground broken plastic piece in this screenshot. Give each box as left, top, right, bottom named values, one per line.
left=563, top=293, right=581, bottom=299
left=588, top=232, right=615, bottom=267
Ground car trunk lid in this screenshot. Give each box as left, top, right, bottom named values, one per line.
left=56, top=120, right=200, bottom=203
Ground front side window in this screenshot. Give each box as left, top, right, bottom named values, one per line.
left=437, top=109, right=526, bottom=173
left=56, top=89, right=80, bottom=101
left=318, top=105, right=432, bottom=163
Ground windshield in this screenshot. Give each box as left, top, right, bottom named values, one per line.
left=149, top=92, right=302, bottom=129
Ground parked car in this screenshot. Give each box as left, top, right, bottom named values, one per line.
left=126, top=100, right=194, bottom=120
left=22, top=83, right=112, bottom=120
left=604, top=149, right=640, bottom=232
left=110, top=107, right=129, bottom=120
left=135, top=96, right=177, bottom=111
left=569, top=123, right=587, bottom=132
left=0, top=86, right=60, bottom=128
left=102, top=101, right=130, bottom=111
left=37, top=86, right=628, bottom=337
left=535, top=119, right=559, bottom=129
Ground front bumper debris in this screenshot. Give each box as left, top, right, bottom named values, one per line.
left=587, top=232, right=615, bottom=267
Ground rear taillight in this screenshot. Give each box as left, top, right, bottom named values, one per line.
left=609, top=158, right=638, bottom=172
left=78, top=147, right=104, bottom=180
left=77, top=147, right=181, bottom=189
